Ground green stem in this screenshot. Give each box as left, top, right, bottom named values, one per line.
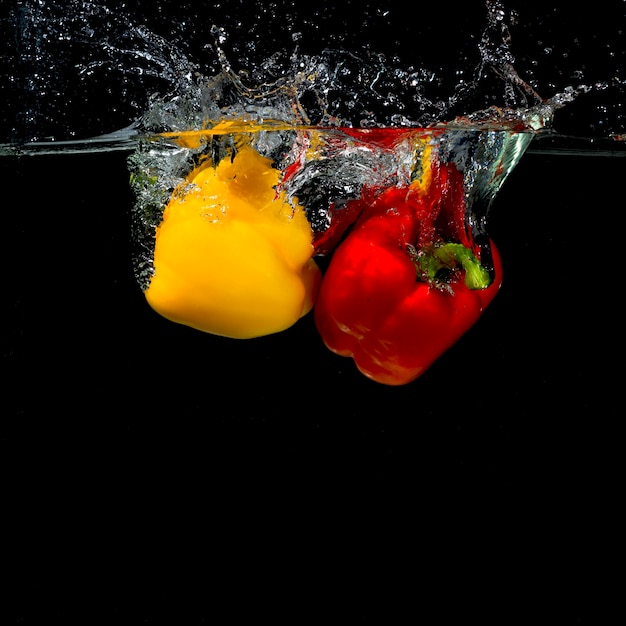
left=412, top=242, right=491, bottom=290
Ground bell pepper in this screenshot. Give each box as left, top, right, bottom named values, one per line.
left=144, top=143, right=321, bottom=338
left=313, top=162, right=502, bottom=386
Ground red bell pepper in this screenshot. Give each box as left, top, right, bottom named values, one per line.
left=313, top=162, right=502, bottom=386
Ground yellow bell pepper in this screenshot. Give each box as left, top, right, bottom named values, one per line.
left=144, top=142, right=321, bottom=339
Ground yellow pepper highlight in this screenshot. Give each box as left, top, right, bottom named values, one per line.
left=145, top=144, right=321, bottom=338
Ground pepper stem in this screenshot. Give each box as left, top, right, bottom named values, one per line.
left=410, top=242, right=491, bottom=290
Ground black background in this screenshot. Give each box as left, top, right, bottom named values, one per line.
left=1, top=1, right=624, bottom=624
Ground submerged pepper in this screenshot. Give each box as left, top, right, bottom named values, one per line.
left=313, top=163, right=502, bottom=386
left=144, top=144, right=321, bottom=338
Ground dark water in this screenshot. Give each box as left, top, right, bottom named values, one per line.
left=1, top=2, right=623, bottom=623
left=3, top=150, right=622, bottom=621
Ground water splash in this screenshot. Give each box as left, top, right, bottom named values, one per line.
left=2, top=0, right=200, bottom=145
left=1, top=0, right=624, bottom=153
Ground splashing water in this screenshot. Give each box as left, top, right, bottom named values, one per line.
left=1, top=1, right=624, bottom=149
